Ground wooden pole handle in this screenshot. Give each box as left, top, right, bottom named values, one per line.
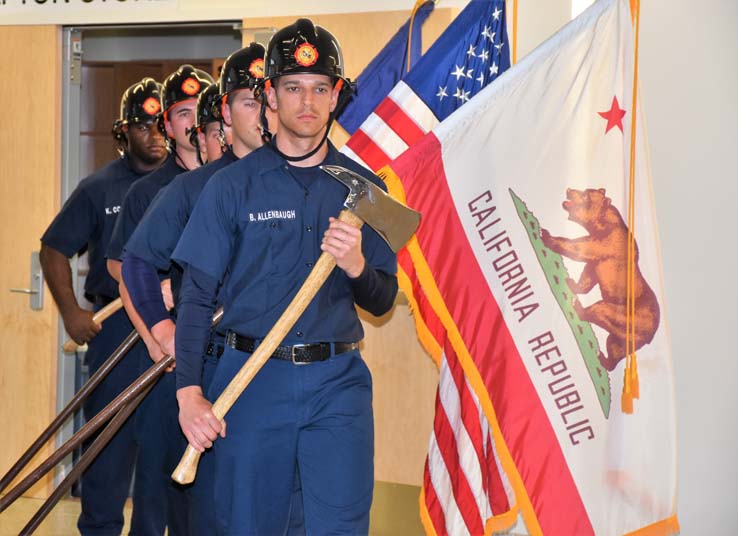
left=20, top=381, right=154, bottom=535
left=0, top=354, right=172, bottom=514
left=0, top=328, right=140, bottom=494
left=62, top=297, right=123, bottom=353
left=172, top=210, right=363, bottom=485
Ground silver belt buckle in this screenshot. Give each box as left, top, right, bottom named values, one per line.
left=291, top=344, right=310, bottom=365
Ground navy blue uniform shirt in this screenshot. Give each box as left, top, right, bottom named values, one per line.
left=41, top=156, right=148, bottom=300
left=122, top=150, right=237, bottom=329
left=173, top=141, right=397, bottom=351
left=106, top=155, right=187, bottom=262
left=126, top=149, right=238, bottom=272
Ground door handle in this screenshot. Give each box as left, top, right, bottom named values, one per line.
left=8, top=252, right=44, bottom=310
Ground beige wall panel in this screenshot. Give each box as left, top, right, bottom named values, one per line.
left=242, top=9, right=460, bottom=486
left=0, top=26, right=61, bottom=498
left=359, top=306, right=439, bottom=486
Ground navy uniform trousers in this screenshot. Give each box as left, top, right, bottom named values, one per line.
left=78, top=306, right=143, bottom=536
left=207, top=346, right=373, bottom=536
left=132, top=336, right=306, bottom=535
left=79, top=305, right=203, bottom=536
left=172, top=347, right=307, bottom=535
left=131, top=342, right=201, bottom=536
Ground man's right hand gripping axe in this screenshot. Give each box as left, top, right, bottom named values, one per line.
left=172, top=165, right=421, bottom=485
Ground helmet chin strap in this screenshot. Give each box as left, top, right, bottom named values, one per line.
left=259, top=99, right=273, bottom=145
left=259, top=83, right=340, bottom=164
left=187, top=126, right=206, bottom=166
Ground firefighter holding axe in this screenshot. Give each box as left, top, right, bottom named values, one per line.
left=172, top=18, right=420, bottom=535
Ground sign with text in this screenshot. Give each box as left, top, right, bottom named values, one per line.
left=0, top=0, right=460, bottom=26
left=1, top=0, right=178, bottom=24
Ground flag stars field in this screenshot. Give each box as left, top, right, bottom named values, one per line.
left=342, top=0, right=510, bottom=177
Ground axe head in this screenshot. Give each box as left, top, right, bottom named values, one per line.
left=320, top=165, right=421, bottom=253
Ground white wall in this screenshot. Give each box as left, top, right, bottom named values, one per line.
left=516, top=0, right=571, bottom=59
left=639, top=0, right=738, bottom=533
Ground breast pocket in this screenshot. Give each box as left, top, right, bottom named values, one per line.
left=267, top=218, right=303, bottom=276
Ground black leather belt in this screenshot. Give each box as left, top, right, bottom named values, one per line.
left=205, top=342, right=225, bottom=358
left=226, top=332, right=359, bottom=364
left=206, top=333, right=226, bottom=358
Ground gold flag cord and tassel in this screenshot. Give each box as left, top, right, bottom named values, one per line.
left=623, top=0, right=641, bottom=414
left=406, top=0, right=437, bottom=73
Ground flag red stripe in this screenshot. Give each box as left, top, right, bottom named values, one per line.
left=399, top=247, right=447, bottom=347
left=485, top=430, right=511, bottom=514
left=444, top=338, right=491, bottom=510
left=374, top=97, right=427, bottom=147
left=393, top=134, right=595, bottom=535
left=345, top=128, right=391, bottom=172
left=433, top=391, right=485, bottom=534
left=424, top=458, right=448, bottom=536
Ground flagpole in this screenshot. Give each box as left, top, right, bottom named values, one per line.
left=505, top=0, right=518, bottom=64
left=512, top=0, right=518, bottom=63
left=623, top=0, right=641, bottom=413
left=407, top=0, right=429, bottom=72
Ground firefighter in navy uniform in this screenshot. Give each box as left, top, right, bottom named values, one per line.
left=119, top=43, right=311, bottom=535
left=40, top=77, right=167, bottom=536
left=173, top=20, right=397, bottom=535
left=189, top=81, right=228, bottom=166
left=106, top=64, right=213, bottom=536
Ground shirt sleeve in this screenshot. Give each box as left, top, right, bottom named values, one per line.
left=175, top=264, right=219, bottom=389
left=41, top=182, right=98, bottom=257
left=349, top=263, right=398, bottom=316
left=121, top=253, right=170, bottom=330
left=125, top=180, right=188, bottom=271
left=171, top=171, right=238, bottom=283
left=107, top=183, right=147, bottom=261
left=342, top=159, right=399, bottom=315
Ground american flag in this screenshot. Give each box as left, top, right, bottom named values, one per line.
left=341, top=2, right=517, bottom=534
left=337, top=0, right=435, bottom=136
left=342, top=0, right=511, bottom=171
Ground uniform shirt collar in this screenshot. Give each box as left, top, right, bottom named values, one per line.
left=263, top=136, right=339, bottom=172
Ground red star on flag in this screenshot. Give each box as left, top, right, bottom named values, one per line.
left=598, top=95, right=626, bottom=134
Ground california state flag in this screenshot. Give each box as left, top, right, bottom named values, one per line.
left=380, top=0, right=679, bottom=534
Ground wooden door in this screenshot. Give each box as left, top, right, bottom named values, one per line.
left=0, top=26, right=62, bottom=499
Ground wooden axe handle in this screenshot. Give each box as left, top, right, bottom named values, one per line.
left=62, top=297, right=123, bottom=353
left=172, top=210, right=364, bottom=485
